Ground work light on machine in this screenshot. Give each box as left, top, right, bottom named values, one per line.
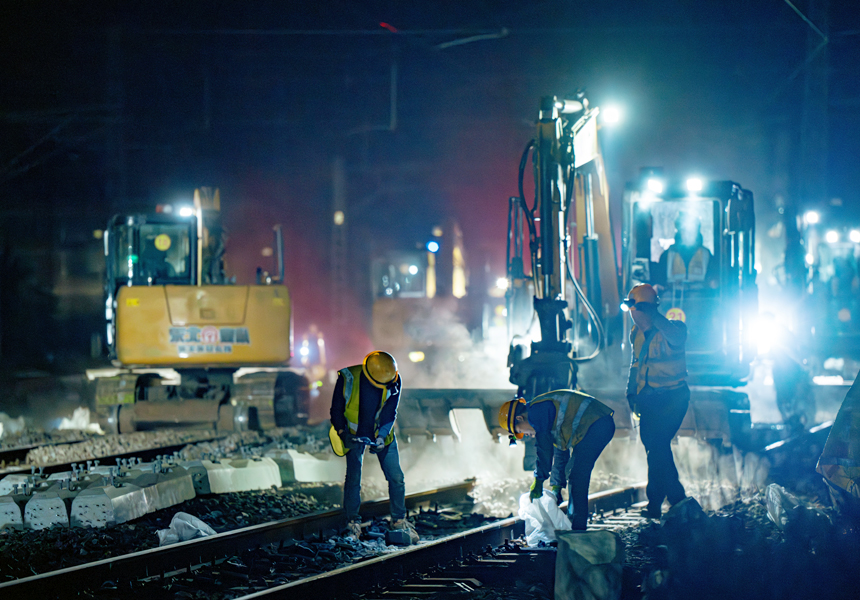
left=826, top=230, right=839, bottom=244
left=804, top=210, right=820, bottom=225
left=496, top=277, right=509, bottom=290
left=646, top=178, right=664, bottom=194
left=426, top=240, right=440, bottom=253
left=850, top=230, right=860, bottom=244
left=178, top=206, right=194, bottom=217
left=602, top=105, right=623, bottom=125
left=685, top=177, right=703, bottom=193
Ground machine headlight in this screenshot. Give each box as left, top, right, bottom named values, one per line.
left=685, top=177, right=703, bottom=193
left=804, top=210, right=820, bottom=225
left=646, top=178, right=664, bottom=194
left=850, top=230, right=860, bottom=244
left=408, top=351, right=425, bottom=363
left=825, top=230, right=839, bottom=243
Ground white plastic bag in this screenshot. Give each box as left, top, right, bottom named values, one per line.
left=157, top=511, right=217, bottom=546
left=518, top=490, right=571, bottom=546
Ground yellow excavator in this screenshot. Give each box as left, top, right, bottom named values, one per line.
left=88, top=188, right=311, bottom=433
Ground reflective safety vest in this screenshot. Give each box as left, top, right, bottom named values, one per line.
left=631, top=325, right=687, bottom=394
left=667, top=247, right=709, bottom=283
left=339, top=365, right=396, bottom=446
left=817, top=378, right=860, bottom=499
left=530, top=390, right=614, bottom=450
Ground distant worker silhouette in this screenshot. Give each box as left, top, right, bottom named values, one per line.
left=656, top=212, right=717, bottom=288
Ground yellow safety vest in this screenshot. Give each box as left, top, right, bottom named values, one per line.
left=631, top=325, right=687, bottom=394
left=530, top=390, right=614, bottom=450
left=667, top=247, right=709, bottom=283
left=339, top=365, right=396, bottom=446
left=817, top=378, right=860, bottom=499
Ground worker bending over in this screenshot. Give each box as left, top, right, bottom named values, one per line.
left=329, top=351, right=418, bottom=543
left=499, top=390, right=615, bottom=530
left=624, top=283, right=689, bottom=518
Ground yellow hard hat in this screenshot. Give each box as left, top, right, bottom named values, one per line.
left=363, top=351, right=398, bottom=388
left=622, top=283, right=659, bottom=309
left=498, top=397, right=527, bottom=440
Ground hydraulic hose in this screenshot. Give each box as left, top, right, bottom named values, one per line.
left=566, top=253, right=605, bottom=362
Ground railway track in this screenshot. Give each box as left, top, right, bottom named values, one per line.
left=0, top=479, right=477, bottom=597
left=0, top=481, right=648, bottom=599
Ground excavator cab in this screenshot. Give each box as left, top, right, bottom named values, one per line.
left=801, top=224, right=860, bottom=363
left=623, top=176, right=758, bottom=386
left=104, top=213, right=196, bottom=352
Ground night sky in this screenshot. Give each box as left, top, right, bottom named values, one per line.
left=1, top=1, right=858, bottom=366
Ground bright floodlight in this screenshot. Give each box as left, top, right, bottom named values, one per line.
left=805, top=253, right=814, bottom=265
left=686, top=177, right=703, bottom=193
left=850, top=230, right=860, bottom=244
left=804, top=210, right=820, bottom=225
left=333, top=210, right=345, bottom=226
left=426, top=240, right=440, bottom=253
left=826, top=230, right=839, bottom=244
left=178, top=206, right=194, bottom=217
left=602, top=105, right=622, bottom=125
left=496, top=277, right=509, bottom=290
left=408, top=265, right=419, bottom=275
left=646, top=178, right=664, bottom=194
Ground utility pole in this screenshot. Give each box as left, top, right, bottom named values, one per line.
left=331, top=157, right=348, bottom=328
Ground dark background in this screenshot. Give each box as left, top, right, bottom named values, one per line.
left=1, top=1, right=857, bottom=374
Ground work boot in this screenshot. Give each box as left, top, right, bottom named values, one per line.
left=391, top=518, right=420, bottom=544
left=346, top=520, right=362, bottom=540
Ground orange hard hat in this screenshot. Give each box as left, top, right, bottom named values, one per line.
left=498, top=397, right=527, bottom=440
left=623, top=283, right=659, bottom=308
left=363, top=351, right=398, bottom=388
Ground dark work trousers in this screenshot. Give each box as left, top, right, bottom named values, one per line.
left=564, top=414, right=616, bottom=530
left=637, top=383, right=690, bottom=513
left=343, top=436, right=406, bottom=523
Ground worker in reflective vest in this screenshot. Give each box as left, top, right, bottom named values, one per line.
left=499, top=390, right=615, bottom=530
left=623, top=283, right=690, bottom=518
left=657, top=211, right=717, bottom=288
left=329, top=351, right=418, bottom=543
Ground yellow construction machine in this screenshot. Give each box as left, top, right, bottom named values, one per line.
left=89, top=188, right=312, bottom=433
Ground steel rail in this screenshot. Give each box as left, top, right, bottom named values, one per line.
left=239, top=482, right=647, bottom=599
left=0, top=479, right=475, bottom=597
left=240, top=514, right=525, bottom=599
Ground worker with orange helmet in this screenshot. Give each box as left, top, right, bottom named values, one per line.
left=499, top=390, right=615, bottom=530
left=623, top=283, right=690, bottom=518
left=329, top=351, right=418, bottom=544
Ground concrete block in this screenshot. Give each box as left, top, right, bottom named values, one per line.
left=0, top=475, right=33, bottom=495
left=0, top=495, right=24, bottom=530
left=70, top=483, right=149, bottom=527
left=195, top=457, right=281, bottom=494
left=179, top=460, right=213, bottom=495
left=555, top=530, right=624, bottom=600
left=282, top=449, right=345, bottom=482
left=24, top=492, right=71, bottom=530
left=127, top=466, right=195, bottom=511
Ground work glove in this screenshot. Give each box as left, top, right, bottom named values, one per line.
left=369, top=436, right=385, bottom=454
left=529, top=478, right=545, bottom=503
left=551, top=485, right=563, bottom=506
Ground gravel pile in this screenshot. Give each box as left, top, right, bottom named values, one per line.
left=0, top=429, right=94, bottom=452
left=0, top=487, right=333, bottom=581
left=620, top=493, right=860, bottom=599
left=19, top=430, right=225, bottom=468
